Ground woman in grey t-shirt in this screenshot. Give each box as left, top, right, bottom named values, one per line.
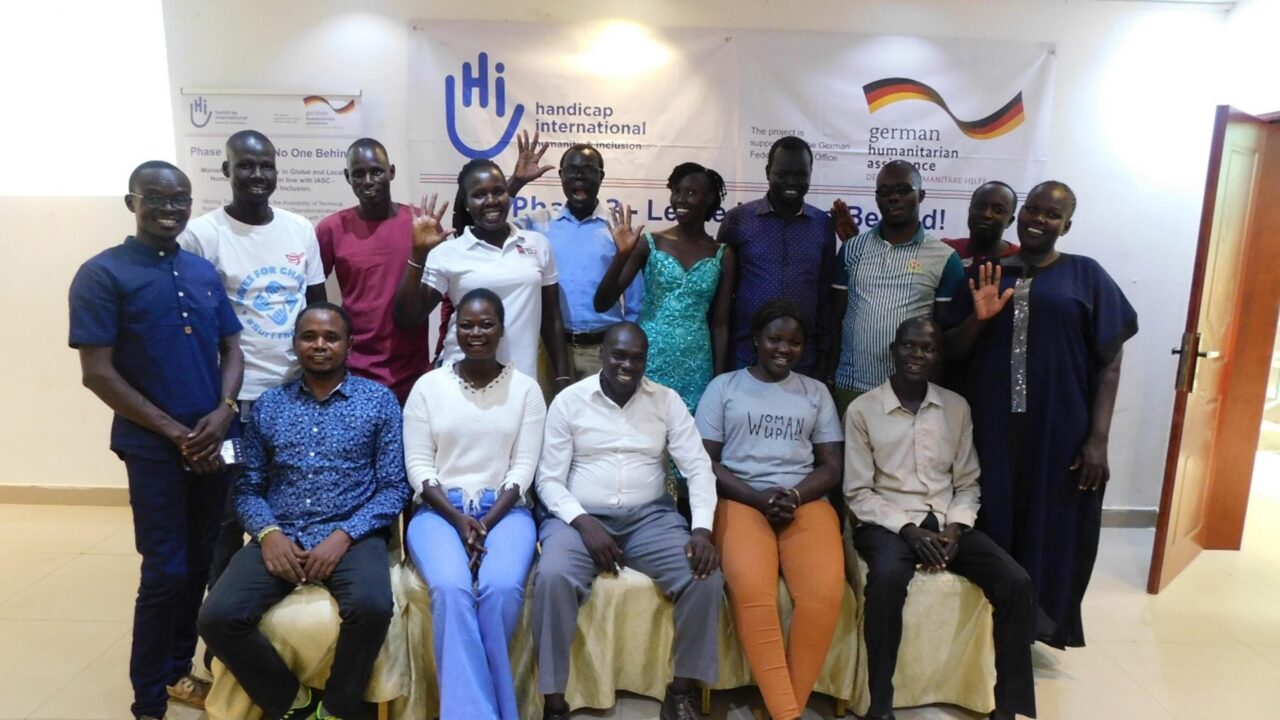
left=694, top=300, right=845, bottom=720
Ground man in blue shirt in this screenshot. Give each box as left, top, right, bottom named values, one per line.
left=508, top=131, right=643, bottom=380
left=717, top=136, right=840, bottom=377
left=69, top=161, right=245, bottom=720
left=198, top=303, right=409, bottom=720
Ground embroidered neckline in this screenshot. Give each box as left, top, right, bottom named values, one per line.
left=452, top=362, right=511, bottom=396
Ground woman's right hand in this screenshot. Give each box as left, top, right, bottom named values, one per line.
left=411, top=193, right=454, bottom=257
left=449, top=513, right=488, bottom=566
left=609, top=204, right=644, bottom=255
left=969, top=262, right=1014, bottom=321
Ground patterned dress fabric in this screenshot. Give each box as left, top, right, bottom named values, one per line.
left=637, top=234, right=725, bottom=414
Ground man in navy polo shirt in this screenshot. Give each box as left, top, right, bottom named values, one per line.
left=69, top=161, right=244, bottom=719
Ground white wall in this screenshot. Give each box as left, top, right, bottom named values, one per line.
left=8, top=0, right=1269, bottom=510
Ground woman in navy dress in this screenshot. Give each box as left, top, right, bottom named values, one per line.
left=947, top=180, right=1138, bottom=648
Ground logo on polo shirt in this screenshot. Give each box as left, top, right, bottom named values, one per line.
left=285, top=252, right=305, bottom=265
left=515, top=243, right=537, bottom=256
left=907, top=258, right=923, bottom=273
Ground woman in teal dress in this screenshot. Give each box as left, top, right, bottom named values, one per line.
left=594, top=163, right=735, bottom=413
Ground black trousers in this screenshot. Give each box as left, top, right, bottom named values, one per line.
left=197, top=534, right=393, bottom=720
left=854, top=520, right=1036, bottom=717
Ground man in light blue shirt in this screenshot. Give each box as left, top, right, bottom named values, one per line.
left=508, top=133, right=643, bottom=380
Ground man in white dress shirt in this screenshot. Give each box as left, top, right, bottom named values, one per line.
left=533, top=322, right=722, bottom=720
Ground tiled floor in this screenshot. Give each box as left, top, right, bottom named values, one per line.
left=2, top=453, right=1278, bottom=719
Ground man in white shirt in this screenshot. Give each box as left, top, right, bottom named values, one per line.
left=844, top=317, right=1034, bottom=720
left=179, top=129, right=328, bottom=622
left=533, top=322, right=722, bottom=720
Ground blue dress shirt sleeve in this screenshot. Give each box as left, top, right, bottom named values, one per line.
left=234, top=402, right=278, bottom=538
left=339, top=391, right=411, bottom=540
left=68, top=261, right=119, bottom=348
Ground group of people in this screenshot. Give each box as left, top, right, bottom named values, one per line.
left=68, top=125, right=1137, bottom=720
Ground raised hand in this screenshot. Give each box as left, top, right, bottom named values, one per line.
left=831, top=198, right=859, bottom=241
left=511, top=129, right=553, bottom=187
left=410, top=193, right=454, bottom=256
left=969, top=262, right=1014, bottom=321
left=609, top=204, right=644, bottom=255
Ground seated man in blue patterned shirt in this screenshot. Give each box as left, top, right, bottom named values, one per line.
left=198, top=302, right=410, bottom=720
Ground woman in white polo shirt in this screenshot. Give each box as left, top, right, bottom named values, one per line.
left=403, top=288, right=546, bottom=720
left=392, top=159, right=573, bottom=395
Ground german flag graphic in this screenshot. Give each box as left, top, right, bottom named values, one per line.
left=862, top=78, right=1024, bottom=140
left=303, top=95, right=357, bottom=114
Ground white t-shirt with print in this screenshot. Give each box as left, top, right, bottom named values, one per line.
left=179, top=207, right=325, bottom=400
left=423, top=225, right=559, bottom=378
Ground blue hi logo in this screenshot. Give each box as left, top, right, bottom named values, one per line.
left=445, top=52, right=524, bottom=159
left=189, top=96, right=212, bottom=128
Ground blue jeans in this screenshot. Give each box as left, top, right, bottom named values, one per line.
left=121, top=453, right=230, bottom=718
left=406, top=489, right=535, bottom=720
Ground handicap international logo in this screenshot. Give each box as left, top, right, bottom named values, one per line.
left=445, top=52, right=525, bottom=160
left=862, top=78, right=1024, bottom=140
left=303, top=95, right=357, bottom=114
left=189, top=96, right=212, bottom=128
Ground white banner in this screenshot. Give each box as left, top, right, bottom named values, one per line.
left=178, top=91, right=362, bottom=222
left=408, top=22, right=1053, bottom=235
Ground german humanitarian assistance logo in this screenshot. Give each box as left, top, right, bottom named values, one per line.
left=863, top=78, right=1025, bottom=140
left=303, top=96, right=357, bottom=114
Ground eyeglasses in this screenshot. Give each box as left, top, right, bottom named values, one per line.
left=560, top=166, right=602, bottom=180
left=874, top=184, right=918, bottom=198
left=129, top=193, right=194, bottom=210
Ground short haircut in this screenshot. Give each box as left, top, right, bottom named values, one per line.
left=1028, top=180, right=1077, bottom=216
left=975, top=180, right=1018, bottom=214
left=346, top=137, right=389, bottom=159
left=666, top=162, right=728, bottom=220
left=452, top=158, right=506, bottom=231
left=560, top=143, right=603, bottom=170
left=879, top=159, right=922, bottom=189
left=295, top=301, right=353, bottom=339
left=225, top=129, right=273, bottom=154
left=893, top=315, right=940, bottom=344
left=750, top=298, right=811, bottom=341
left=128, top=160, right=185, bottom=193
left=766, top=135, right=813, bottom=167
left=603, top=320, right=647, bottom=348
left=457, top=287, right=506, bottom=326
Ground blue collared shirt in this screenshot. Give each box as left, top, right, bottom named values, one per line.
left=68, top=237, right=242, bottom=460
left=236, top=374, right=410, bottom=549
left=717, top=197, right=837, bottom=371
left=517, top=203, right=643, bottom=332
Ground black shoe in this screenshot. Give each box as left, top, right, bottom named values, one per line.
left=542, top=703, right=571, bottom=720
left=660, top=685, right=699, bottom=720
left=280, top=687, right=321, bottom=720
left=864, top=713, right=896, bottom=720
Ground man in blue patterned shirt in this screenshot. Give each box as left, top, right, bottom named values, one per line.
left=199, top=303, right=409, bottom=720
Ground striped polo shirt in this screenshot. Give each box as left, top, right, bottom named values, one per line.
left=833, top=224, right=964, bottom=391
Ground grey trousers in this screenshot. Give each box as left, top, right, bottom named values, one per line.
left=531, top=499, right=724, bottom=695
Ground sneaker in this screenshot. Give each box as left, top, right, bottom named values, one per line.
left=165, top=674, right=210, bottom=709
left=315, top=701, right=344, bottom=720
left=281, top=687, right=322, bottom=720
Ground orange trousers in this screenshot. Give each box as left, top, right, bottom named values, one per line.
left=713, top=498, right=845, bottom=720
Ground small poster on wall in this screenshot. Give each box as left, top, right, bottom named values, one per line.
left=178, top=90, right=362, bottom=223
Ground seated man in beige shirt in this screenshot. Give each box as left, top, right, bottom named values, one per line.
left=533, top=322, right=722, bottom=720
left=844, top=316, right=1035, bottom=720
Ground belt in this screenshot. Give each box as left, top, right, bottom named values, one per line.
left=564, top=329, right=606, bottom=346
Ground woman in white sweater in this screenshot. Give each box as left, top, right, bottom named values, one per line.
left=403, top=288, right=546, bottom=720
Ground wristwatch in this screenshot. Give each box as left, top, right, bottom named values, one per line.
left=223, top=398, right=240, bottom=414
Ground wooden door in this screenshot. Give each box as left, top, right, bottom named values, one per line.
left=1148, top=106, right=1280, bottom=593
